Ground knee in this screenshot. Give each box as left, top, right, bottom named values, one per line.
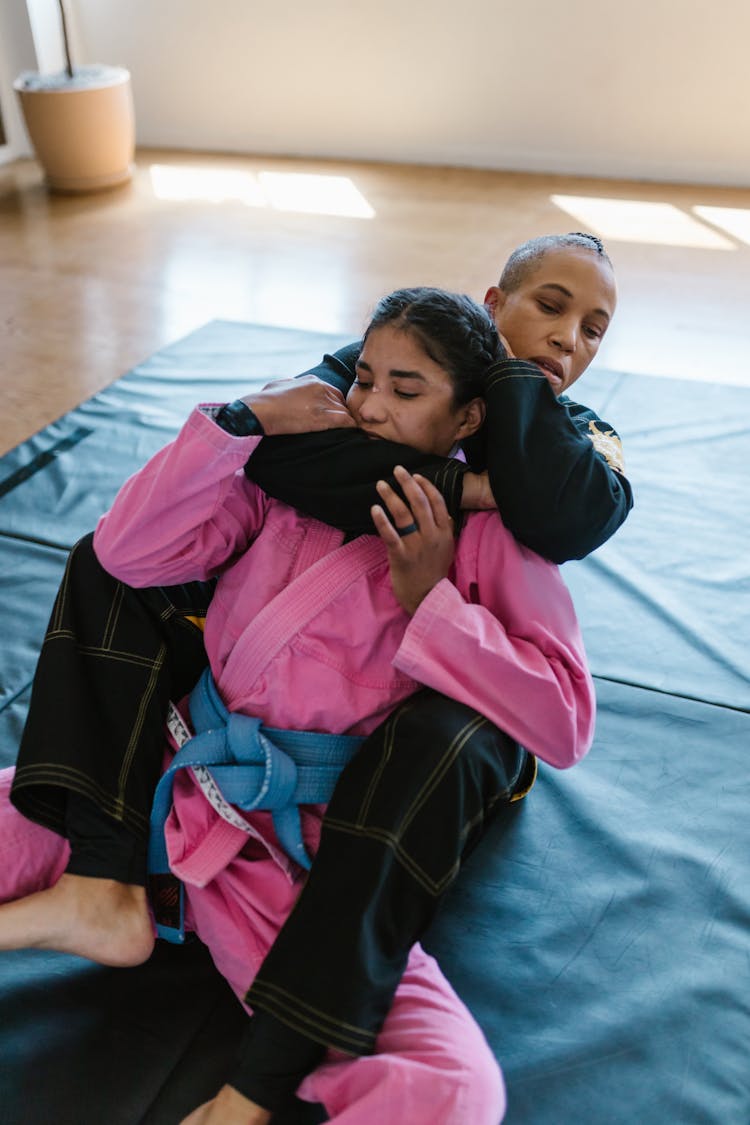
left=70, top=531, right=97, bottom=564
left=391, top=691, right=523, bottom=796
left=394, top=690, right=479, bottom=746
left=67, top=531, right=109, bottom=586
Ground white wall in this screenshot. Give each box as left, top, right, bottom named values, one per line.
left=0, top=0, right=37, bottom=163
left=43, top=0, right=750, bottom=185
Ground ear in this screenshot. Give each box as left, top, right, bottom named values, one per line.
left=455, top=397, right=486, bottom=442
left=483, top=286, right=507, bottom=324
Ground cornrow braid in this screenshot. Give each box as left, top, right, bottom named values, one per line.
left=364, top=287, right=504, bottom=405
left=569, top=231, right=606, bottom=254
left=498, top=232, right=612, bottom=292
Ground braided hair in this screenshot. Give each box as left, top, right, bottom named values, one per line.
left=364, top=287, right=504, bottom=405
left=498, top=232, right=612, bottom=292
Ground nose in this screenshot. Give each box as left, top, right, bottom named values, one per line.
left=549, top=318, right=577, bottom=354
left=356, top=388, right=388, bottom=424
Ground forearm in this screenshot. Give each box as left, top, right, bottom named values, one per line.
left=466, top=360, right=634, bottom=562
left=94, top=406, right=264, bottom=586
left=246, top=429, right=467, bottom=535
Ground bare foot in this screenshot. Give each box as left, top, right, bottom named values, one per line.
left=0, top=873, right=155, bottom=966
left=180, top=1085, right=272, bottom=1124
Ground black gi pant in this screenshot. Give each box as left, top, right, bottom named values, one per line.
left=11, top=534, right=534, bottom=1109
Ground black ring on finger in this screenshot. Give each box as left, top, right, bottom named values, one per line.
left=396, top=522, right=419, bottom=538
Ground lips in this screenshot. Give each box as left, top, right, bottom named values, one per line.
left=530, top=357, right=565, bottom=392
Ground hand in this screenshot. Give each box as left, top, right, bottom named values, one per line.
left=241, top=375, right=356, bottom=436
left=179, top=1085, right=271, bottom=1125
left=460, top=470, right=497, bottom=511
left=371, top=466, right=455, bottom=615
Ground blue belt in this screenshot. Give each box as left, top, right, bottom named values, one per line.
left=147, top=668, right=364, bottom=942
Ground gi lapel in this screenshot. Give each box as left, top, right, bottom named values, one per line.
left=219, top=533, right=386, bottom=706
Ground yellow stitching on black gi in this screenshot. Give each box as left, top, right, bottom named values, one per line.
left=12, top=763, right=151, bottom=826
left=248, top=979, right=375, bottom=1051
left=458, top=802, right=489, bottom=843
left=42, top=630, right=164, bottom=669
left=250, top=978, right=375, bottom=1038
left=355, top=713, right=395, bottom=825
left=436, top=462, right=450, bottom=496
left=11, top=764, right=150, bottom=832
left=42, top=629, right=77, bottom=647
left=102, top=583, right=124, bottom=650
left=326, top=749, right=524, bottom=898
left=51, top=552, right=72, bottom=633
left=45, top=643, right=162, bottom=670
left=356, top=696, right=419, bottom=826
left=485, top=369, right=547, bottom=392
left=117, top=642, right=166, bottom=809
left=398, top=713, right=487, bottom=836
left=345, top=711, right=491, bottom=893
left=457, top=787, right=512, bottom=844
left=248, top=987, right=373, bottom=1052
left=243, top=994, right=362, bottom=1057
left=322, top=817, right=458, bottom=897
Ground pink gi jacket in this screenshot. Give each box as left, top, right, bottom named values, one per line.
left=94, top=407, right=595, bottom=883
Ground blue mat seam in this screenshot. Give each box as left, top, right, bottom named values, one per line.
left=591, top=673, right=750, bottom=715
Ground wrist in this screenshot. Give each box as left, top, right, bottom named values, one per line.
left=461, top=471, right=495, bottom=511
left=216, top=400, right=265, bottom=437
left=240, top=392, right=278, bottom=434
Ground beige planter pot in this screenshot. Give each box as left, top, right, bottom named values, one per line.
left=14, top=65, right=135, bottom=193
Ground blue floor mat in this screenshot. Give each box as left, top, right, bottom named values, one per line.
left=1, top=321, right=747, bottom=1124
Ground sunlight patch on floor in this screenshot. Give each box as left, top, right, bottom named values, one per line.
left=550, top=195, right=735, bottom=250
left=693, top=206, right=750, bottom=246
left=149, top=164, right=375, bottom=219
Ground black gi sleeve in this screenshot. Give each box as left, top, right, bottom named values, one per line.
left=244, top=342, right=469, bottom=534
left=461, top=358, right=634, bottom=562
left=297, top=341, right=362, bottom=395
left=247, top=429, right=467, bottom=537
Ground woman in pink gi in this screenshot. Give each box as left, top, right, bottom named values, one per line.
left=0, top=289, right=595, bottom=1125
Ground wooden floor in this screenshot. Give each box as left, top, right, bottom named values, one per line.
left=2, top=148, right=750, bottom=458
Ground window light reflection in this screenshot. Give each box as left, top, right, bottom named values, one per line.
left=550, top=195, right=735, bottom=250
left=149, top=165, right=266, bottom=206
left=693, top=206, right=750, bottom=246
left=259, top=172, right=375, bottom=218
left=149, top=165, right=375, bottom=220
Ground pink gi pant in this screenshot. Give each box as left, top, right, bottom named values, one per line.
left=0, top=767, right=506, bottom=1124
